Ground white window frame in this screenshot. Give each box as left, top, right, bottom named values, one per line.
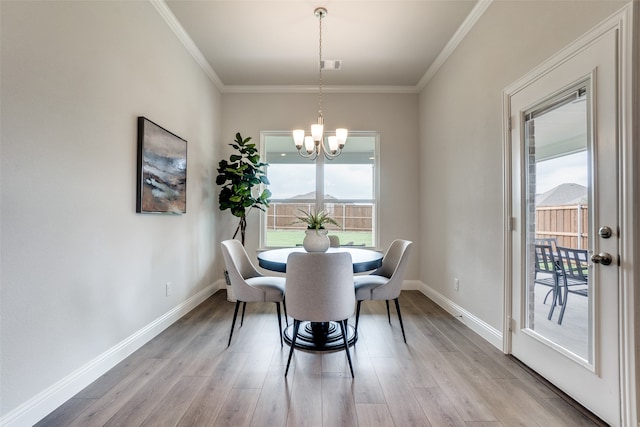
left=259, top=130, right=380, bottom=249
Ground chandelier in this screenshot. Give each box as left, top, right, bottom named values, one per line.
left=293, top=7, right=347, bottom=160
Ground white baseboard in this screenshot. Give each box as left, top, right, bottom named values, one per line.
left=1, top=283, right=219, bottom=427
left=3, top=279, right=499, bottom=427
left=409, top=281, right=503, bottom=350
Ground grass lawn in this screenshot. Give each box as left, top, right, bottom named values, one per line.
left=266, top=230, right=373, bottom=247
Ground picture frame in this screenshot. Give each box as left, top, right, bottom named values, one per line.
left=136, top=117, right=187, bottom=214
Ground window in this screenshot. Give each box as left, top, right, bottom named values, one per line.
left=261, top=131, right=378, bottom=248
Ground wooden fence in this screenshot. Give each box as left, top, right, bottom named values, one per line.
left=266, top=202, right=373, bottom=232
left=268, top=203, right=584, bottom=246
left=536, top=204, right=588, bottom=249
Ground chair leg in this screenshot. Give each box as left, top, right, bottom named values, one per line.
left=228, top=300, right=241, bottom=347
left=548, top=276, right=562, bottom=321
left=547, top=287, right=557, bottom=320
left=283, top=297, right=289, bottom=327
left=285, top=320, right=301, bottom=377
left=240, top=301, right=247, bottom=326
left=339, top=319, right=355, bottom=378
left=355, top=300, right=362, bottom=337
left=394, top=298, right=407, bottom=344
left=558, top=287, right=569, bottom=325
left=275, top=302, right=283, bottom=347
left=386, top=300, right=391, bottom=324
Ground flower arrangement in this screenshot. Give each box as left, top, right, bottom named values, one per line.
left=293, top=209, right=340, bottom=230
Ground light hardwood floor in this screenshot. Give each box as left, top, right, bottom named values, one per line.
left=36, top=291, right=605, bottom=427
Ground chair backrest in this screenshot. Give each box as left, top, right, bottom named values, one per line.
left=370, top=240, right=412, bottom=300
left=535, top=237, right=558, bottom=252
left=285, top=252, right=355, bottom=322
left=556, top=246, right=589, bottom=281
left=221, top=240, right=264, bottom=301
left=328, top=235, right=341, bottom=247
left=534, top=244, right=558, bottom=274
left=375, top=240, right=412, bottom=279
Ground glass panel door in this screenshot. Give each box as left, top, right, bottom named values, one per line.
left=508, top=27, right=620, bottom=423
left=523, top=84, right=592, bottom=362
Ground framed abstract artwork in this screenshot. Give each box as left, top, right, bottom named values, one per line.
left=136, top=117, right=187, bottom=214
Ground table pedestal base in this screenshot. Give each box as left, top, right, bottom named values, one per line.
left=283, top=321, right=357, bottom=351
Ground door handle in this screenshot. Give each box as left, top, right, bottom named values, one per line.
left=591, top=253, right=613, bottom=265
left=598, top=226, right=613, bottom=239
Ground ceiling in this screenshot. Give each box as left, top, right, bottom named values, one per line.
left=162, top=0, right=481, bottom=92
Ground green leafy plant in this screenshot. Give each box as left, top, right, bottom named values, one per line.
left=293, top=209, right=340, bottom=230
left=216, top=132, right=271, bottom=245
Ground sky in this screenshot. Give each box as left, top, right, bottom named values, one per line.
left=267, top=151, right=587, bottom=199
left=268, top=164, right=374, bottom=199
left=535, top=151, right=588, bottom=194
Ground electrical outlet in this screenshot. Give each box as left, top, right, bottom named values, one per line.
left=165, top=282, right=172, bottom=296
left=454, top=278, right=460, bottom=292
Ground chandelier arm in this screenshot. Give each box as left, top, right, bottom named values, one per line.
left=297, top=147, right=319, bottom=160
left=321, top=140, right=342, bottom=160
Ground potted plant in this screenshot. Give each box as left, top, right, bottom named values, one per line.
left=293, top=209, right=339, bottom=252
left=217, top=133, right=271, bottom=299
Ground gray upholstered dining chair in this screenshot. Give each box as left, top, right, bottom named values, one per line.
left=284, top=252, right=356, bottom=377
left=221, top=239, right=288, bottom=347
left=354, top=239, right=412, bottom=343
left=328, top=235, right=341, bottom=247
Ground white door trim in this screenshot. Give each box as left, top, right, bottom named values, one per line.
left=502, top=3, right=636, bottom=425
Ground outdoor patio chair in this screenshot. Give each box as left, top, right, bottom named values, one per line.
left=535, top=237, right=558, bottom=252
left=555, top=246, right=589, bottom=325
left=534, top=244, right=564, bottom=320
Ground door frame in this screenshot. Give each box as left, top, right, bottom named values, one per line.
left=501, top=4, right=637, bottom=425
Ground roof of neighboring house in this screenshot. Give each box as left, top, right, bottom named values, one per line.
left=536, top=183, right=587, bottom=206
left=291, top=192, right=336, bottom=200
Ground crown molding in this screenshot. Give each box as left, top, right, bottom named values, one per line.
left=221, top=85, right=419, bottom=94
left=149, top=0, right=224, bottom=91
left=151, top=0, right=489, bottom=95
left=417, top=0, right=493, bottom=91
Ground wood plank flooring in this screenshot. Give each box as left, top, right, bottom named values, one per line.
left=36, top=291, right=605, bottom=427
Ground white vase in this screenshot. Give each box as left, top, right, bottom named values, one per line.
left=303, top=229, right=330, bottom=252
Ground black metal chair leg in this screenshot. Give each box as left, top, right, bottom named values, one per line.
left=283, top=298, right=289, bottom=327
left=394, top=298, right=407, bottom=344
left=339, top=320, right=355, bottom=378
left=276, top=302, right=283, bottom=347
left=386, top=300, right=391, bottom=323
left=240, top=301, right=247, bottom=326
left=355, top=300, right=362, bottom=337
left=228, top=300, right=241, bottom=347
left=285, top=320, right=301, bottom=377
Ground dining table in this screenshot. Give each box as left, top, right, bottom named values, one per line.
left=257, top=246, right=383, bottom=351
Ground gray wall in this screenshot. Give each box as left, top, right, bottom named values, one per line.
left=418, top=1, right=628, bottom=331
left=1, top=0, right=222, bottom=417
left=1, top=0, right=634, bottom=423
left=221, top=92, right=421, bottom=279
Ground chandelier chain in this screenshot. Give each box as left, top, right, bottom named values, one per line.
left=292, top=7, right=347, bottom=161
left=318, top=11, right=323, bottom=118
